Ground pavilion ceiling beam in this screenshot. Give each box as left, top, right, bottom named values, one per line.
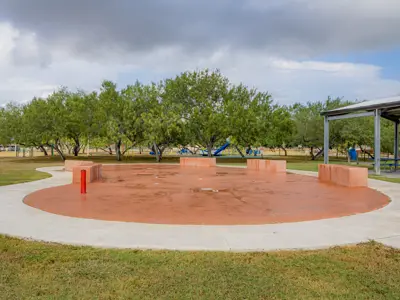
left=327, top=111, right=375, bottom=121
left=381, top=113, right=399, bottom=122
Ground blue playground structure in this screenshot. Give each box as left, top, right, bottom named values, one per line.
left=246, top=148, right=261, bottom=156
left=200, top=141, right=230, bottom=156
left=348, top=148, right=357, bottom=161
left=213, top=142, right=230, bottom=156
left=178, top=148, right=190, bottom=155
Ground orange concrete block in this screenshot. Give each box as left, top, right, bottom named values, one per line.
left=319, top=164, right=368, bottom=187
left=330, top=165, right=368, bottom=187
left=318, top=164, right=331, bottom=182
left=179, top=157, right=216, bottom=167
left=65, top=160, right=94, bottom=171
left=102, top=164, right=135, bottom=171
left=346, top=167, right=368, bottom=187
left=329, top=165, right=342, bottom=186
left=72, top=164, right=102, bottom=184
left=266, top=160, right=286, bottom=172
left=246, top=159, right=267, bottom=170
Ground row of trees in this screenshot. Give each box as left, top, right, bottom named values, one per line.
left=0, top=69, right=396, bottom=161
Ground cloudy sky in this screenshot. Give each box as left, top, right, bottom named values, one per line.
left=0, top=0, right=400, bottom=105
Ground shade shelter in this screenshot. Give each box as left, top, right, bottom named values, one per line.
left=321, top=96, right=400, bottom=175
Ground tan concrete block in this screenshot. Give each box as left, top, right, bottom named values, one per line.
left=321, top=164, right=368, bottom=187
left=246, top=159, right=267, bottom=170
left=266, top=160, right=286, bottom=172
left=179, top=157, right=216, bottom=167
left=65, top=160, right=94, bottom=171
left=318, top=164, right=331, bottom=182
left=72, top=164, right=102, bottom=184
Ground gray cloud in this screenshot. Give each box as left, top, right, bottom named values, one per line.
left=1, top=0, right=400, bottom=62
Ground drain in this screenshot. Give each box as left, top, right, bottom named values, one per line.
left=197, top=188, right=219, bottom=193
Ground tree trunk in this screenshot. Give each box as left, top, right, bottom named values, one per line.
left=310, top=147, right=315, bottom=160
left=159, top=146, right=166, bottom=162
left=52, top=144, right=66, bottom=161
left=234, top=144, right=245, bottom=158
left=185, top=147, right=195, bottom=155
left=280, top=146, right=287, bottom=156
left=39, top=145, right=48, bottom=156
left=73, top=143, right=80, bottom=156
left=314, top=148, right=324, bottom=160
left=115, top=140, right=122, bottom=161
left=359, top=145, right=374, bottom=159
left=71, top=137, right=81, bottom=156
left=207, top=144, right=213, bottom=157
left=122, top=144, right=135, bottom=155
left=153, top=142, right=161, bottom=162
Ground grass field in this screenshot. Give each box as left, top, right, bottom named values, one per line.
left=1, top=154, right=400, bottom=299
left=1, top=236, right=400, bottom=299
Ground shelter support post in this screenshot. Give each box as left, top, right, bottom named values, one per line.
left=374, top=109, right=381, bottom=175
left=395, top=121, right=399, bottom=171
left=324, top=116, right=329, bottom=164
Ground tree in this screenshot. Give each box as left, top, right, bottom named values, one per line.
left=119, top=82, right=148, bottom=153
left=142, top=82, right=183, bottom=162
left=226, top=84, right=273, bottom=157
left=0, top=103, right=22, bottom=148
left=43, top=90, right=72, bottom=160
left=167, top=69, right=230, bottom=156
left=266, top=105, right=295, bottom=156
left=98, top=80, right=126, bottom=161
left=64, top=90, right=99, bottom=156
left=292, top=97, right=352, bottom=160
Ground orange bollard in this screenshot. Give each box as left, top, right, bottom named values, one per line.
left=80, top=169, right=87, bottom=194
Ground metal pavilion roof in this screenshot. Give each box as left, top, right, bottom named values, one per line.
left=321, top=95, right=400, bottom=120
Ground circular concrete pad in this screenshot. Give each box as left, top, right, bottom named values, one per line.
left=24, top=165, right=389, bottom=225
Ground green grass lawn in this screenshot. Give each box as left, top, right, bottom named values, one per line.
left=1, top=154, right=400, bottom=299
left=0, top=158, right=59, bottom=186
left=1, top=236, right=400, bottom=299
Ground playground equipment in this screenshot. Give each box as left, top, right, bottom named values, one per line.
left=213, top=141, right=230, bottom=156
left=178, top=148, right=190, bottom=155
left=246, top=148, right=261, bottom=156
left=348, top=147, right=358, bottom=163
left=200, top=139, right=230, bottom=156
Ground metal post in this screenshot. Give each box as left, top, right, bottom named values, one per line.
left=395, top=121, right=399, bottom=171
left=80, top=170, right=87, bottom=194
left=324, top=116, right=329, bottom=164
left=374, top=109, right=381, bottom=175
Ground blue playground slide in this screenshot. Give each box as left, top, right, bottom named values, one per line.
left=212, top=142, right=230, bottom=156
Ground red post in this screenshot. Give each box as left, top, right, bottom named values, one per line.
left=80, top=169, right=87, bottom=194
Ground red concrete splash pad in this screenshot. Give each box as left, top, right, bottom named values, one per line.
left=23, top=164, right=389, bottom=225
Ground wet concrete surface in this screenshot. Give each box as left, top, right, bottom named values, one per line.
left=24, top=165, right=389, bottom=225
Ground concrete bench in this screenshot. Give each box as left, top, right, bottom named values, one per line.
left=246, top=159, right=286, bottom=172
left=180, top=157, right=216, bottom=167
left=318, top=164, right=368, bottom=187
left=72, top=164, right=102, bottom=184
left=65, top=160, right=94, bottom=171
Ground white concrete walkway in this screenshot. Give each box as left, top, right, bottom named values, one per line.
left=0, top=166, right=399, bottom=251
